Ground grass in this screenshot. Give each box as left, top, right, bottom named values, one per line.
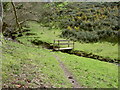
left=2, top=39, right=118, bottom=88
left=54, top=51, right=118, bottom=88
left=18, top=21, right=118, bottom=60
left=75, top=42, right=118, bottom=60
left=2, top=21, right=118, bottom=88
left=18, top=21, right=62, bottom=44
left=2, top=40, right=72, bottom=88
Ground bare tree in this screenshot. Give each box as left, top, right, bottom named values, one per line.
left=0, top=2, right=3, bottom=33
left=11, top=1, right=21, bottom=32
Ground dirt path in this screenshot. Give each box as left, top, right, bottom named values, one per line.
left=53, top=55, right=82, bottom=88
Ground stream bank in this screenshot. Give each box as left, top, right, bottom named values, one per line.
left=31, top=39, right=119, bottom=64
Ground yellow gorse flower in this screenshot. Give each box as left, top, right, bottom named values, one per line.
left=67, top=26, right=72, bottom=30
left=74, top=26, right=79, bottom=31
left=72, top=18, right=75, bottom=21
left=77, top=16, right=81, bottom=19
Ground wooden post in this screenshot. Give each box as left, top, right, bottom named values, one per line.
left=68, top=40, right=70, bottom=47
left=58, top=40, right=59, bottom=50
left=53, top=40, right=55, bottom=50
left=73, top=41, right=74, bottom=49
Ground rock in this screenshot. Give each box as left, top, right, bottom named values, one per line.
left=68, top=76, right=73, bottom=79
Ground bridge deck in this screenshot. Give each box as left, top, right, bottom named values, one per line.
left=54, top=47, right=73, bottom=51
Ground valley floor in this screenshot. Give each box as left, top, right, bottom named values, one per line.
left=2, top=21, right=118, bottom=88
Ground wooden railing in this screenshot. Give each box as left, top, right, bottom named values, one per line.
left=53, top=40, right=74, bottom=50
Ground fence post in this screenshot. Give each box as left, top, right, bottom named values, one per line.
left=53, top=40, right=55, bottom=50
left=58, top=40, right=59, bottom=50
left=73, top=41, right=74, bottom=49
left=68, top=40, right=70, bottom=47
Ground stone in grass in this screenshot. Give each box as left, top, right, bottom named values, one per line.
left=72, top=80, right=74, bottom=83
left=68, top=76, right=73, bottom=79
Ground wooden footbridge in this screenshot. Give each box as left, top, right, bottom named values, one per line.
left=53, top=39, right=74, bottom=51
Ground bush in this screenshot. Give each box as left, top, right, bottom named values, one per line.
left=61, top=29, right=99, bottom=42
left=97, top=30, right=118, bottom=43
left=61, top=29, right=118, bottom=43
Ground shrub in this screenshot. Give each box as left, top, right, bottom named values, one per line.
left=61, top=29, right=99, bottom=42
left=61, top=29, right=118, bottom=43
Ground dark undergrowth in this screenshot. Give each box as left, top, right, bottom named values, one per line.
left=61, top=29, right=118, bottom=43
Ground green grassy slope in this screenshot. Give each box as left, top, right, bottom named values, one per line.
left=2, top=21, right=118, bottom=88
left=2, top=40, right=72, bottom=88
left=18, top=21, right=118, bottom=60
left=2, top=38, right=118, bottom=88
left=75, top=42, right=118, bottom=60
left=55, top=52, right=118, bottom=88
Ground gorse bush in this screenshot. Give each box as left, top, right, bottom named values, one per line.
left=43, top=2, right=119, bottom=31
left=61, top=30, right=99, bottom=42
left=97, top=30, right=118, bottom=43
left=61, top=29, right=118, bottom=43
left=44, top=2, right=119, bottom=43
left=3, top=2, right=119, bottom=43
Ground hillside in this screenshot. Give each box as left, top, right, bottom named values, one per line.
left=2, top=2, right=119, bottom=89
left=3, top=2, right=119, bottom=43
left=2, top=21, right=118, bottom=88
left=47, top=2, right=119, bottom=43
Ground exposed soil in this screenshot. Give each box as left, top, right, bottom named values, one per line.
left=53, top=55, right=83, bottom=88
